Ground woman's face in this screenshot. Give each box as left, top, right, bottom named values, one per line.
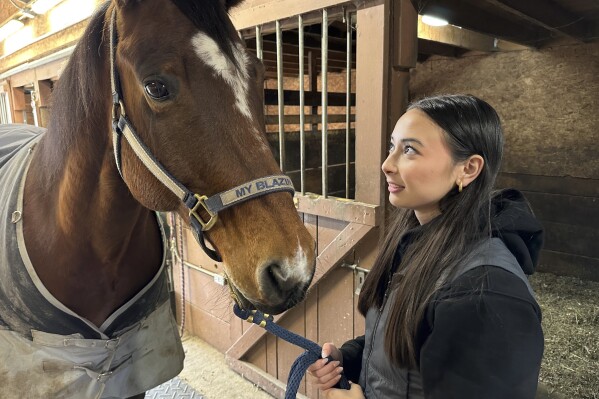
left=382, top=109, right=463, bottom=224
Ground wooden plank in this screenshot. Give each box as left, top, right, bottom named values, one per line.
left=295, top=194, right=381, bottom=226
left=395, top=0, right=418, bottom=69
left=417, top=15, right=529, bottom=52
left=277, top=302, right=307, bottom=395
left=265, top=113, right=355, bottom=125
left=225, top=222, right=374, bottom=360
left=538, top=250, right=599, bottom=282
left=9, top=69, right=35, bottom=88
left=543, top=221, right=599, bottom=259
left=187, top=301, right=232, bottom=353
left=496, top=173, right=599, bottom=198
left=184, top=228, right=222, bottom=274
left=35, top=79, right=52, bottom=107
left=263, top=89, right=355, bottom=107
left=185, top=268, right=232, bottom=322
left=226, top=358, right=309, bottom=399
left=266, top=332, right=278, bottom=379
left=524, top=192, right=599, bottom=229
left=34, top=57, right=66, bottom=81
left=317, top=215, right=354, bottom=341
left=416, top=0, right=546, bottom=47
left=349, top=225, right=383, bottom=339
left=245, top=337, right=268, bottom=374
left=231, top=0, right=358, bottom=30
left=484, top=0, right=591, bottom=42
left=304, top=277, right=319, bottom=398
left=354, top=1, right=389, bottom=205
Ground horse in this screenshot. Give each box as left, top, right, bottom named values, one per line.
left=0, top=0, right=316, bottom=397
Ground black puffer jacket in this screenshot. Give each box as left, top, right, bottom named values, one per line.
left=339, top=189, right=544, bottom=399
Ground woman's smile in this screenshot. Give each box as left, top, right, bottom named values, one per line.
left=387, top=182, right=404, bottom=193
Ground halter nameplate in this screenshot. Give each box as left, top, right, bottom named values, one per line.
left=210, top=175, right=294, bottom=210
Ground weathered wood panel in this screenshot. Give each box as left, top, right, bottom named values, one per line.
left=495, top=172, right=599, bottom=280
left=538, top=250, right=599, bottom=282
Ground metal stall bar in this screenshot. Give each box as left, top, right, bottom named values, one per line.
left=345, top=8, right=352, bottom=199
left=276, top=20, right=286, bottom=172
left=321, top=9, right=329, bottom=197
left=255, top=25, right=263, bottom=60
left=298, top=15, right=306, bottom=194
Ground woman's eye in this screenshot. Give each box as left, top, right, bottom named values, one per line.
left=144, top=81, right=169, bottom=100
left=388, top=143, right=395, bottom=153
left=403, top=145, right=417, bottom=155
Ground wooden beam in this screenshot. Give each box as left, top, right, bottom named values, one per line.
left=249, top=35, right=353, bottom=57
left=294, top=194, right=381, bottom=226
left=417, top=15, right=530, bottom=52
left=416, top=0, right=547, bottom=47
left=417, top=39, right=462, bottom=57
left=265, top=113, right=355, bottom=125
left=483, top=0, right=592, bottom=42
left=225, top=222, right=374, bottom=360
left=230, top=0, right=355, bottom=30
left=263, top=89, right=355, bottom=107
left=226, top=357, right=309, bottom=399
left=354, top=1, right=389, bottom=205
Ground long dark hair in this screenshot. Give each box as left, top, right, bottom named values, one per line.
left=357, top=94, right=504, bottom=368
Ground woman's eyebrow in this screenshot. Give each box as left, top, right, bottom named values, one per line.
left=400, top=138, right=424, bottom=147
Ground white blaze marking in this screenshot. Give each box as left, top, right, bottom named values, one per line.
left=286, top=240, right=311, bottom=282
left=192, top=32, right=251, bottom=119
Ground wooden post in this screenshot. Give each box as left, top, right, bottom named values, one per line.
left=354, top=0, right=417, bottom=206
left=354, top=1, right=390, bottom=206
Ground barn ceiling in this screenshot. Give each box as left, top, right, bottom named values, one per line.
left=412, top=0, right=599, bottom=47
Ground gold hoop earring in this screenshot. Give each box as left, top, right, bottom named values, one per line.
left=458, top=181, right=463, bottom=193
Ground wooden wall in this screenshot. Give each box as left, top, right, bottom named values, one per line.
left=410, top=41, right=599, bottom=280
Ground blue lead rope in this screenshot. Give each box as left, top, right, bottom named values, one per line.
left=233, top=304, right=350, bottom=398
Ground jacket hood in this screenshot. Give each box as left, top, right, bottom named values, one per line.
left=490, top=189, right=544, bottom=274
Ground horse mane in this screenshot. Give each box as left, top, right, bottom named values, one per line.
left=40, top=1, right=111, bottom=190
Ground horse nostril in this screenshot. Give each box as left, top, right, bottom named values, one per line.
left=266, top=263, right=292, bottom=291
left=259, top=262, right=309, bottom=313
left=265, top=263, right=294, bottom=293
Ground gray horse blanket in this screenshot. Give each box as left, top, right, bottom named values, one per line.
left=0, top=124, right=184, bottom=398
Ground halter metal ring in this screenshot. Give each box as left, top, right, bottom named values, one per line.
left=112, top=99, right=126, bottom=121
left=190, top=194, right=218, bottom=231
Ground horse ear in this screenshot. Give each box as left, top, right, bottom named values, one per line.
left=224, top=0, right=244, bottom=11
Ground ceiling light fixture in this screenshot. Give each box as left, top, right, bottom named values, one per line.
left=422, top=15, right=449, bottom=27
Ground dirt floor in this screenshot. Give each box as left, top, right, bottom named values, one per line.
left=177, top=271, right=599, bottom=399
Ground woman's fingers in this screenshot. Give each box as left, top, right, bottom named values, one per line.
left=307, top=357, right=330, bottom=374
left=307, top=358, right=344, bottom=389
left=317, top=370, right=343, bottom=390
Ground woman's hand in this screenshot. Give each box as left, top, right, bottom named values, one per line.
left=323, top=382, right=365, bottom=399
left=307, top=343, right=344, bottom=390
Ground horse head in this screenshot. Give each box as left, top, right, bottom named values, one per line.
left=110, top=0, right=315, bottom=314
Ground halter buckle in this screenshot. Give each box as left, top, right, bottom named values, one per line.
left=190, top=194, right=218, bottom=231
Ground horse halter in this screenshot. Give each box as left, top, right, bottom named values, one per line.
left=108, top=9, right=294, bottom=262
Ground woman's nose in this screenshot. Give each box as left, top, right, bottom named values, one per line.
left=381, top=154, right=396, bottom=174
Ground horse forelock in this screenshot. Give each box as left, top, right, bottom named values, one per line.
left=170, top=0, right=241, bottom=68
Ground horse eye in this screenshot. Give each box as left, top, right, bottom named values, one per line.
left=144, top=81, right=169, bottom=100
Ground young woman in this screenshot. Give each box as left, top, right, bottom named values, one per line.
left=307, top=95, right=544, bottom=399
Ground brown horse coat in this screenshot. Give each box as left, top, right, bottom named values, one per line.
left=0, top=125, right=183, bottom=398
